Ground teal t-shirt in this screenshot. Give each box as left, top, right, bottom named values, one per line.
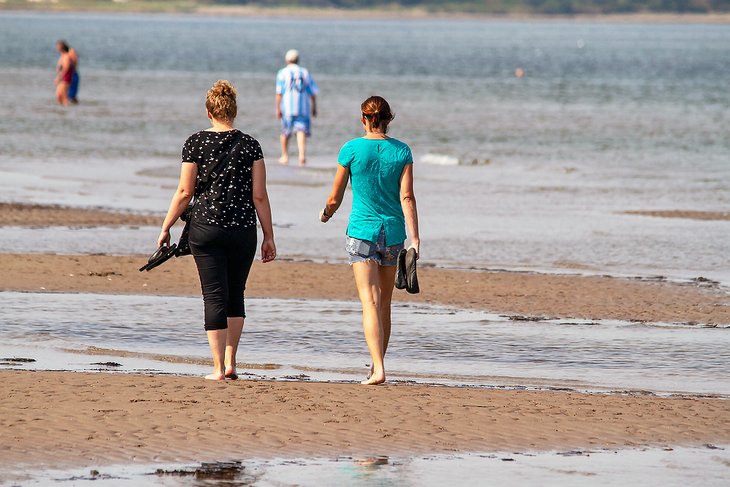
left=337, top=137, right=413, bottom=246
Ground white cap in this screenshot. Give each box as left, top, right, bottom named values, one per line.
left=285, top=49, right=299, bottom=63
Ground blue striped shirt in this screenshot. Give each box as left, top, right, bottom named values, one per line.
left=276, top=64, right=318, bottom=118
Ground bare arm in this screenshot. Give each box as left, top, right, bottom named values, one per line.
left=275, top=94, right=282, bottom=119
left=157, top=162, right=197, bottom=247
left=400, top=163, right=420, bottom=257
left=320, top=164, right=349, bottom=223
left=252, top=159, right=277, bottom=263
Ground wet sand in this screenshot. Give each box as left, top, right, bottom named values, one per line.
left=2, top=252, right=729, bottom=325
left=2, top=204, right=727, bottom=324
left=623, top=210, right=730, bottom=221
left=2, top=204, right=730, bottom=473
left=1, top=370, right=729, bottom=471
left=0, top=202, right=160, bottom=227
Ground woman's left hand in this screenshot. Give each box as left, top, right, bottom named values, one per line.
left=261, top=238, right=277, bottom=263
left=409, top=239, right=420, bottom=259
left=157, top=229, right=170, bottom=248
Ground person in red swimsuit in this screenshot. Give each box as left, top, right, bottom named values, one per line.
left=54, top=40, right=74, bottom=106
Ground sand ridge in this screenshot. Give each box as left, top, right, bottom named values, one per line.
left=623, top=210, right=730, bottom=221
left=1, top=253, right=728, bottom=325
left=0, top=203, right=160, bottom=227
left=2, top=371, right=729, bottom=471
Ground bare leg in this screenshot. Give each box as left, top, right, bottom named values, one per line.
left=206, top=329, right=227, bottom=380
left=366, top=265, right=396, bottom=379
left=352, top=261, right=385, bottom=385
left=279, top=134, right=289, bottom=164
left=56, top=82, right=69, bottom=106
left=378, top=265, right=397, bottom=356
left=224, top=316, right=244, bottom=379
left=296, top=131, right=307, bottom=166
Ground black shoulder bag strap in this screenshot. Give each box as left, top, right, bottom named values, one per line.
left=176, top=133, right=237, bottom=256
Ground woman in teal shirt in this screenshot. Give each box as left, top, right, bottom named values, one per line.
left=320, top=96, right=420, bottom=385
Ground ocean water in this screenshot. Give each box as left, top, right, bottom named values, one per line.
left=0, top=12, right=729, bottom=283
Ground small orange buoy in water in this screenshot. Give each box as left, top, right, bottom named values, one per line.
left=515, top=68, right=525, bottom=78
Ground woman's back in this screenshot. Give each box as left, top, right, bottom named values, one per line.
left=338, top=137, right=413, bottom=246
left=182, top=129, right=262, bottom=229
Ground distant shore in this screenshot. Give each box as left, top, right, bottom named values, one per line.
left=2, top=3, right=730, bottom=23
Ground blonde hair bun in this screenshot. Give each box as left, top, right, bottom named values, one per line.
left=206, top=80, right=238, bottom=122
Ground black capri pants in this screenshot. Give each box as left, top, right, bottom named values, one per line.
left=189, top=221, right=258, bottom=331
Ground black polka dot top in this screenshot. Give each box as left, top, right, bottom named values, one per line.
left=181, top=129, right=263, bottom=229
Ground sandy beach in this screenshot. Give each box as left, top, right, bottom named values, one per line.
left=2, top=370, right=730, bottom=472
left=2, top=208, right=730, bottom=476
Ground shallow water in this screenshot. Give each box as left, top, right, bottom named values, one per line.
left=4, top=446, right=729, bottom=486
left=1, top=292, right=728, bottom=395
left=1, top=13, right=729, bottom=283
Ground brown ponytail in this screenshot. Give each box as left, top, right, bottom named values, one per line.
left=206, top=80, right=237, bottom=122
left=361, top=95, right=394, bottom=133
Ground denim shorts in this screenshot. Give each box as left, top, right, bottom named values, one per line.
left=346, top=230, right=404, bottom=266
left=281, top=115, right=311, bottom=137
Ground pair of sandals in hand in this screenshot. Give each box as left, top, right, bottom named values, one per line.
left=395, top=248, right=419, bottom=294
left=138, top=243, right=183, bottom=272
left=139, top=219, right=192, bottom=272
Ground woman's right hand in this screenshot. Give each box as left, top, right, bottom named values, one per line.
left=319, top=208, right=331, bottom=223
left=157, top=229, right=170, bottom=248
left=261, top=238, right=277, bottom=263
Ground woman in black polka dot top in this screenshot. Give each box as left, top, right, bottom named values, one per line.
left=157, top=80, right=277, bottom=381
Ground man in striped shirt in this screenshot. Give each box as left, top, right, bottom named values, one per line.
left=276, top=49, right=319, bottom=166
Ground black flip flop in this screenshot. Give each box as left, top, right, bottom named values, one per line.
left=139, top=244, right=178, bottom=272
left=405, top=247, right=419, bottom=294
left=395, top=249, right=407, bottom=290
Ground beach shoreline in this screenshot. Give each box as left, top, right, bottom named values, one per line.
left=2, top=12, right=729, bottom=483
left=2, top=4, right=730, bottom=24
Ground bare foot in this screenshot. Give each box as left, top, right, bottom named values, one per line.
left=205, top=373, right=225, bottom=381
left=361, top=372, right=385, bottom=385
left=225, top=368, right=238, bottom=380
left=278, top=156, right=289, bottom=165
left=298, top=158, right=306, bottom=167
